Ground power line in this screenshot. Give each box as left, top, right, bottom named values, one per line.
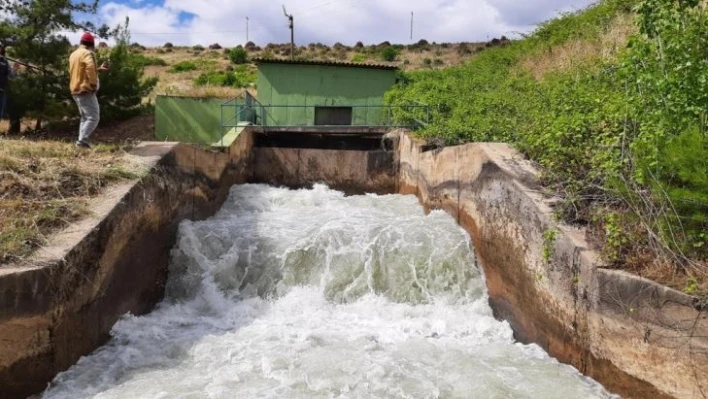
left=297, top=0, right=350, bottom=16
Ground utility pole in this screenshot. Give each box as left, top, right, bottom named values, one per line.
left=283, top=5, right=294, bottom=60
left=246, top=16, right=249, bottom=42
left=410, top=12, right=414, bottom=42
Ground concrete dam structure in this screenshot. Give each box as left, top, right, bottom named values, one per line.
left=0, top=129, right=706, bottom=398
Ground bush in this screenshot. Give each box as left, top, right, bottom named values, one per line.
left=97, top=34, right=158, bottom=120
left=164, top=42, right=174, bottom=48
left=380, top=46, right=399, bottom=62
left=351, top=54, right=366, bottom=63
left=193, top=44, right=204, bottom=51
left=386, top=0, right=707, bottom=271
left=168, top=61, right=198, bottom=73
left=209, top=43, right=222, bottom=50
left=229, top=46, right=249, bottom=64
left=194, top=65, right=256, bottom=88
left=457, top=43, right=472, bottom=56
left=128, top=53, right=167, bottom=67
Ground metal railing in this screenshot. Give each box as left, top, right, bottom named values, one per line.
left=220, top=92, right=430, bottom=141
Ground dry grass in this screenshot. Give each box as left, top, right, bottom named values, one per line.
left=142, top=49, right=238, bottom=100
left=520, top=13, right=637, bottom=80
left=0, top=139, right=145, bottom=264
left=587, top=205, right=708, bottom=297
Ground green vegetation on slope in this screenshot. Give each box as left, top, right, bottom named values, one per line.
left=387, top=0, right=707, bottom=292
left=194, top=65, right=257, bottom=89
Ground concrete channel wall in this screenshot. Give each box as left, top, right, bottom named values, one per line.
left=393, top=131, right=707, bottom=399
left=0, top=129, right=705, bottom=398
left=0, top=134, right=254, bottom=399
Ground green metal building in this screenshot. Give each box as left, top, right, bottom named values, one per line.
left=254, top=59, right=399, bottom=127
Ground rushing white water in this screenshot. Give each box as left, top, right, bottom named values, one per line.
left=43, top=184, right=615, bottom=399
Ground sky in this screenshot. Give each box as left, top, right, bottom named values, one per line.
left=76, top=0, right=596, bottom=47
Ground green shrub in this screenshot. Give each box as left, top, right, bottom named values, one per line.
left=168, top=61, right=198, bottom=73
left=386, top=0, right=707, bottom=265
left=127, top=53, right=167, bottom=67
left=229, top=46, right=249, bottom=64
left=351, top=54, right=366, bottom=63
left=194, top=65, right=256, bottom=88
left=380, top=46, right=399, bottom=62
left=96, top=24, right=159, bottom=121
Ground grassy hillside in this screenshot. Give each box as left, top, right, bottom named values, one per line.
left=125, top=40, right=489, bottom=99
left=387, top=0, right=708, bottom=294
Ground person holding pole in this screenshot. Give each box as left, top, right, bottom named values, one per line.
left=69, top=32, right=109, bottom=148
left=0, top=44, right=18, bottom=122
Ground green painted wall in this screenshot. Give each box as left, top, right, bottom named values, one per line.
left=256, top=63, right=397, bottom=126
left=155, top=96, right=224, bottom=145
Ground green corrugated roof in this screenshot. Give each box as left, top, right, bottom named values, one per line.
left=253, top=58, right=399, bottom=71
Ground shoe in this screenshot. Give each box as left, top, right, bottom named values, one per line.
left=75, top=141, right=91, bottom=149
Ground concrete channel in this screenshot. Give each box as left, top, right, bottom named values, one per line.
left=0, top=128, right=706, bottom=398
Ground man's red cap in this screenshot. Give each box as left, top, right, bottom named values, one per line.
left=80, top=32, right=95, bottom=45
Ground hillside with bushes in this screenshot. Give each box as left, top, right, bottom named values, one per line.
left=387, top=0, right=708, bottom=294
left=135, top=40, right=491, bottom=99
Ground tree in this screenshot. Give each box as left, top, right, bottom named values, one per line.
left=96, top=17, right=158, bottom=121
left=229, top=46, right=248, bottom=64
left=0, top=0, right=108, bottom=133
left=0, top=3, right=156, bottom=133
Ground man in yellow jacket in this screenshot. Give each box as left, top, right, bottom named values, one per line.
left=69, top=32, right=108, bottom=148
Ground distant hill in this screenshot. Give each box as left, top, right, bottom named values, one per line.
left=123, top=39, right=511, bottom=99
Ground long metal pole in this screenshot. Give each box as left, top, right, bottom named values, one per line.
left=410, top=12, right=413, bottom=41
left=246, top=17, right=249, bottom=42
left=283, top=6, right=294, bottom=60
left=289, top=15, right=294, bottom=60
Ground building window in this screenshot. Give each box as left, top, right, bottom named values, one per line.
left=315, top=106, right=353, bottom=126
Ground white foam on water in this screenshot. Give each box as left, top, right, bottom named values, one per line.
left=43, top=184, right=615, bottom=399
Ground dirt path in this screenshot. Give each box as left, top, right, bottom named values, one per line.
left=2, top=114, right=156, bottom=144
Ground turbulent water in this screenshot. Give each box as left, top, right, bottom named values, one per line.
left=43, top=184, right=615, bottom=399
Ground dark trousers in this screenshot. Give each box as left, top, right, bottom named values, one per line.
left=0, top=90, right=5, bottom=121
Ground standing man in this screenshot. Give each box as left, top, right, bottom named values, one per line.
left=69, top=32, right=108, bottom=148
left=0, top=44, right=16, bottom=122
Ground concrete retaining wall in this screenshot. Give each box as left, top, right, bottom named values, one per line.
left=251, top=147, right=397, bottom=194
left=0, top=132, right=254, bottom=398
left=394, top=131, right=708, bottom=399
